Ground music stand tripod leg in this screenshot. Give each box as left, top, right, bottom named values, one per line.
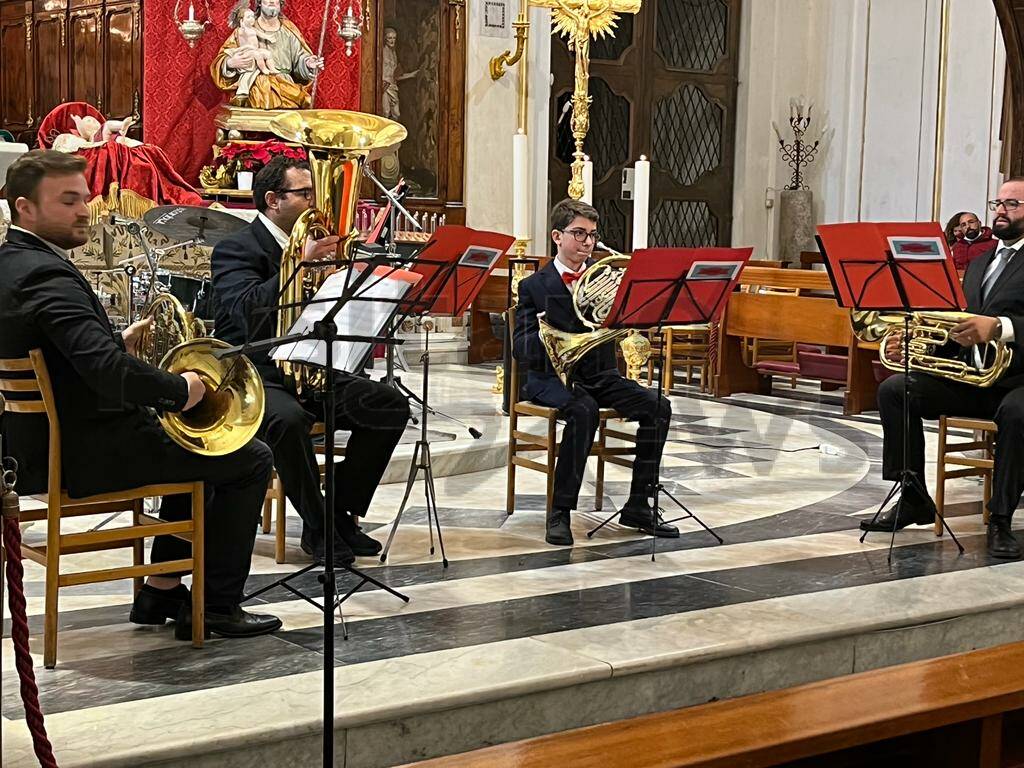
left=380, top=441, right=422, bottom=562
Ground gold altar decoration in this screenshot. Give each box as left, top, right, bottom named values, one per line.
left=492, top=364, right=505, bottom=395
left=531, top=0, right=641, bottom=199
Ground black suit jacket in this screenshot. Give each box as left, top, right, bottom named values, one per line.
left=513, top=261, right=619, bottom=407
left=960, top=245, right=1024, bottom=388
left=211, top=218, right=283, bottom=372
left=0, top=229, right=189, bottom=495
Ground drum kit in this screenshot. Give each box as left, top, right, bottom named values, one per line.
left=95, top=205, right=247, bottom=330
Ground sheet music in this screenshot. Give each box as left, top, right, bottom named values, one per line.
left=271, top=264, right=419, bottom=374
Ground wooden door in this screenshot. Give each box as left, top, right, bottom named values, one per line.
left=68, top=7, right=102, bottom=109
left=549, top=0, right=742, bottom=252
left=0, top=2, right=34, bottom=138
left=32, top=9, right=67, bottom=125
left=103, top=2, right=140, bottom=131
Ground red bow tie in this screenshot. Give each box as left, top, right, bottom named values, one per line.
left=561, top=271, right=583, bottom=287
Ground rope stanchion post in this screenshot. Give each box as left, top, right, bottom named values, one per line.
left=2, top=401, right=59, bottom=766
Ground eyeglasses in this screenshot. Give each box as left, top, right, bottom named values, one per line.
left=278, top=187, right=314, bottom=200
left=561, top=228, right=600, bottom=244
left=987, top=199, right=1022, bottom=212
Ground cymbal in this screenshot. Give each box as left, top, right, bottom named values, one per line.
left=143, top=205, right=247, bottom=247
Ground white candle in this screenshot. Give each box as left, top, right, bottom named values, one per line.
left=187, top=3, right=195, bottom=21
left=582, top=155, right=594, bottom=205
left=512, top=130, right=529, bottom=241
left=632, top=155, right=650, bottom=251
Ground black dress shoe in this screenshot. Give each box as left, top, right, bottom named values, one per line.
left=129, top=584, right=190, bottom=626
left=860, top=497, right=936, bottom=532
left=987, top=517, right=1022, bottom=559
left=337, top=514, right=383, bottom=557
left=174, top=604, right=282, bottom=641
left=619, top=505, right=680, bottom=538
left=300, top=529, right=356, bottom=567
left=545, top=508, right=574, bottom=546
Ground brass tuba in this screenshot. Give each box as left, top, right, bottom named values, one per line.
left=268, top=110, right=407, bottom=394
left=137, top=291, right=265, bottom=456
left=851, top=310, right=1013, bottom=387
left=538, top=246, right=652, bottom=384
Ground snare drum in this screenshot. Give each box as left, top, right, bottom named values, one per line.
left=155, top=271, right=213, bottom=320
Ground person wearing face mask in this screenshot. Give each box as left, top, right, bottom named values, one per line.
left=864, top=179, right=1024, bottom=559
left=0, top=150, right=280, bottom=639
left=950, top=211, right=998, bottom=270
left=512, top=198, right=675, bottom=546
left=211, top=156, right=410, bottom=568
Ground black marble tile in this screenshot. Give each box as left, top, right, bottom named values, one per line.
left=666, top=424, right=747, bottom=437
left=597, top=481, right=698, bottom=497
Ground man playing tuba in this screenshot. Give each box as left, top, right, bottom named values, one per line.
left=865, top=178, right=1024, bottom=559
left=512, top=198, right=674, bottom=546
left=211, top=156, right=410, bottom=567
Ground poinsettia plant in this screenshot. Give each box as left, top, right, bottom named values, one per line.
left=217, top=140, right=307, bottom=173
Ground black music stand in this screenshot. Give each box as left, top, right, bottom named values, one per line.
left=378, top=228, right=514, bottom=564
left=816, top=223, right=966, bottom=562
left=218, top=250, right=456, bottom=768
left=584, top=248, right=752, bottom=559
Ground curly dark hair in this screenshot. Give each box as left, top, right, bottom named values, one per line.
left=253, top=155, right=310, bottom=212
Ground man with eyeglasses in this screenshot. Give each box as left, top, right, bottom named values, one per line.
left=513, top=198, right=675, bottom=546
left=211, top=156, right=410, bottom=566
left=864, top=179, right=1024, bottom=559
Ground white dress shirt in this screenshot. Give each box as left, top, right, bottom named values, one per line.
left=553, top=256, right=586, bottom=282
left=257, top=212, right=291, bottom=250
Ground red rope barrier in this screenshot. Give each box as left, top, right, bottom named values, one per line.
left=3, top=489, right=59, bottom=768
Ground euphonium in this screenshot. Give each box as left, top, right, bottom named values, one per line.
left=851, top=310, right=1013, bottom=388
left=538, top=245, right=652, bottom=384
left=137, top=292, right=265, bottom=456
left=268, top=110, right=407, bottom=394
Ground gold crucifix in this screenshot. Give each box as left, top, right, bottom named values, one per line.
left=530, top=0, right=641, bottom=200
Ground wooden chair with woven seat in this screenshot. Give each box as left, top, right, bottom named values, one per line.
left=0, top=349, right=204, bottom=668
left=935, top=416, right=996, bottom=536
left=505, top=322, right=637, bottom=518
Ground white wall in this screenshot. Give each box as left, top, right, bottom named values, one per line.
left=733, top=0, right=1006, bottom=258
left=463, top=2, right=551, bottom=252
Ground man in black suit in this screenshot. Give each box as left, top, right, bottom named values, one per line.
left=0, top=150, right=280, bottom=638
left=864, top=178, right=1024, bottom=559
left=513, top=198, right=675, bottom=546
left=212, top=156, right=409, bottom=566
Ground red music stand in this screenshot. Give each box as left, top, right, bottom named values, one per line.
left=586, top=247, right=753, bottom=555
left=817, top=222, right=964, bottom=559
left=377, top=225, right=515, bottom=566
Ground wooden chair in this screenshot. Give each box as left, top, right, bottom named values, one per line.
left=0, top=350, right=204, bottom=668
left=935, top=416, right=996, bottom=536
left=261, top=422, right=341, bottom=563
left=505, top=346, right=636, bottom=518
left=645, top=327, right=711, bottom=392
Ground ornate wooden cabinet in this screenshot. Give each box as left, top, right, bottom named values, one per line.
left=359, top=0, right=467, bottom=224
left=0, top=0, right=141, bottom=144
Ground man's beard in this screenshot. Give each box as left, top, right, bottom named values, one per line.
left=992, top=216, right=1024, bottom=241
left=260, top=7, right=279, bottom=18
left=964, top=228, right=980, bottom=241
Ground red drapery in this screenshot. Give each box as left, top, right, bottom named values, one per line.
left=142, top=0, right=361, bottom=185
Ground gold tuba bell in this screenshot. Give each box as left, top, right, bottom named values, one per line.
left=268, top=110, right=407, bottom=394
left=851, top=310, right=1013, bottom=387
left=137, top=291, right=265, bottom=456
left=538, top=247, right=652, bottom=384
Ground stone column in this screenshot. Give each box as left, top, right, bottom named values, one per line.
left=778, top=189, right=816, bottom=267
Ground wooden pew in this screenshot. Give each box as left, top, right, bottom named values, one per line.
left=713, top=266, right=879, bottom=415
left=403, top=640, right=1024, bottom=768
